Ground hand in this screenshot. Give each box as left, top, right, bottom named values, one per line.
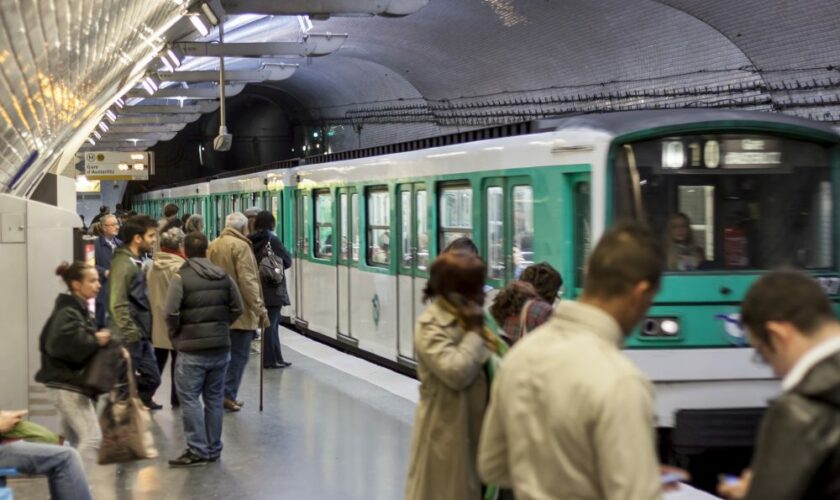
left=260, top=311, right=271, bottom=330
left=717, top=470, right=752, bottom=499
left=95, top=329, right=111, bottom=346
left=121, top=347, right=131, bottom=360
left=0, top=410, right=27, bottom=433
left=660, top=465, right=690, bottom=492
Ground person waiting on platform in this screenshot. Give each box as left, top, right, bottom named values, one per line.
left=90, top=205, right=109, bottom=226
left=165, top=232, right=243, bottom=467
left=443, top=236, right=479, bottom=255
left=184, top=214, right=205, bottom=235
left=490, top=281, right=553, bottom=345
left=478, top=222, right=667, bottom=500
left=34, top=262, right=112, bottom=462
left=405, top=251, right=499, bottom=500
left=147, top=226, right=187, bottom=408
left=0, top=410, right=92, bottom=500
left=94, top=214, right=121, bottom=329
left=519, top=262, right=564, bottom=306
left=665, top=213, right=705, bottom=271
left=208, top=212, right=270, bottom=412
left=718, top=271, right=840, bottom=500
left=249, top=211, right=293, bottom=369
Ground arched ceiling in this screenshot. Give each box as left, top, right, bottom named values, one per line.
left=1, top=0, right=838, bottom=193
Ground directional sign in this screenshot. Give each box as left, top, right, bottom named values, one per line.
left=84, top=151, right=154, bottom=181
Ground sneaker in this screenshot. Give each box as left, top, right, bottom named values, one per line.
left=169, top=450, right=208, bottom=468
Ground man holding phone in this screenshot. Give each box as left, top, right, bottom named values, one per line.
left=0, top=410, right=92, bottom=500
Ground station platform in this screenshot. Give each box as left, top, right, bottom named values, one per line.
left=8, top=329, right=718, bottom=499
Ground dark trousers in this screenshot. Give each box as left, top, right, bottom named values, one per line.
left=224, top=330, right=254, bottom=401
left=154, top=348, right=179, bottom=406
left=263, top=307, right=287, bottom=367
left=126, top=339, right=161, bottom=403
left=95, top=298, right=107, bottom=330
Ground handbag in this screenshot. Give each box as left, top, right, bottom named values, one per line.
left=81, top=341, right=122, bottom=395
left=259, top=242, right=286, bottom=287
left=97, top=356, right=158, bottom=464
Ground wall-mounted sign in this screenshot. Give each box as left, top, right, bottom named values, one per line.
left=84, top=151, right=154, bottom=181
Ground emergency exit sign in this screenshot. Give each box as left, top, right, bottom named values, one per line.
left=84, top=151, right=154, bottom=181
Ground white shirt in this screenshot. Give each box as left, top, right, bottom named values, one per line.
left=781, top=335, right=840, bottom=392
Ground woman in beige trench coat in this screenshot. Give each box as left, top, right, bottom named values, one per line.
left=405, top=251, right=494, bottom=500
left=147, top=225, right=186, bottom=408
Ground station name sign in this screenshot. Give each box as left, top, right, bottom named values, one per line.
left=84, top=151, right=154, bottom=181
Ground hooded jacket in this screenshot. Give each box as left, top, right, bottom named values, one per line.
left=35, top=294, right=100, bottom=395
left=147, top=250, right=186, bottom=350
left=744, top=348, right=840, bottom=500
left=165, top=257, right=243, bottom=353
left=248, top=229, right=292, bottom=308
left=107, top=246, right=151, bottom=343
left=207, top=227, right=266, bottom=330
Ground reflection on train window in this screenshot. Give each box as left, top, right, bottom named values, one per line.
left=301, top=194, right=310, bottom=256
left=616, top=135, right=834, bottom=270
left=340, top=193, right=349, bottom=261
left=314, top=190, right=333, bottom=258
left=367, top=189, right=390, bottom=266
left=513, top=185, right=534, bottom=278
left=271, top=193, right=282, bottom=238
left=487, top=186, right=504, bottom=280
left=439, top=185, right=472, bottom=250
left=351, top=193, right=360, bottom=262
left=574, top=181, right=591, bottom=287
left=416, top=190, right=429, bottom=271
left=401, top=191, right=412, bottom=269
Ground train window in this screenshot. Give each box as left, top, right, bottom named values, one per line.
left=439, top=185, right=472, bottom=249
left=367, top=189, right=390, bottom=266
left=487, top=186, right=504, bottom=280
left=616, top=135, right=833, bottom=270
left=314, top=190, right=333, bottom=258
left=416, top=190, right=429, bottom=271
left=574, top=181, right=592, bottom=288
left=340, top=193, right=350, bottom=261
left=301, top=194, right=310, bottom=256
left=400, top=191, right=412, bottom=269
left=513, top=185, right=534, bottom=278
left=351, top=193, right=360, bottom=262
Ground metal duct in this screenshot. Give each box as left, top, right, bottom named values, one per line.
left=221, top=0, right=428, bottom=17
left=124, top=84, right=246, bottom=99
left=174, top=34, right=347, bottom=57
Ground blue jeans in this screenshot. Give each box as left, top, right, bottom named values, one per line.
left=0, top=441, right=92, bottom=500
left=263, top=307, right=287, bottom=367
left=225, top=330, right=254, bottom=401
left=175, top=351, right=230, bottom=459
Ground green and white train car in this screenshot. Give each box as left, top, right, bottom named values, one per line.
left=134, top=110, right=840, bottom=427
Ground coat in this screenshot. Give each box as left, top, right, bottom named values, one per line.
left=108, top=246, right=151, bottom=343
left=34, top=294, right=100, bottom=395
left=743, top=343, right=840, bottom=500
left=165, top=257, right=243, bottom=353
left=248, top=230, right=292, bottom=308
left=146, top=249, right=186, bottom=350
left=207, top=227, right=266, bottom=331
left=405, top=298, right=490, bottom=500
left=94, top=235, right=120, bottom=326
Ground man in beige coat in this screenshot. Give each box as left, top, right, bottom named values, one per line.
left=147, top=226, right=187, bottom=407
left=478, top=222, right=665, bottom=500
left=207, top=212, right=269, bottom=412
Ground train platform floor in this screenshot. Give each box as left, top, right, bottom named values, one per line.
left=9, top=329, right=719, bottom=499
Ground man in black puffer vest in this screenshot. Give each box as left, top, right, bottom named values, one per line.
left=164, top=233, right=243, bottom=468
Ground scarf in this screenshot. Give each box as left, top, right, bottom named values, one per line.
left=437, top=298, right=504, bottom=355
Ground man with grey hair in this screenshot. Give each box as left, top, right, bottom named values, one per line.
left=207, top=212, right=269, bottom=412
left=148, top=225, right=187, bottom=408
left=94, top=214, right=121, bottom=328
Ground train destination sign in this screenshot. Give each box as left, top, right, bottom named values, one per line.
left=84, top=151, right=154, bottom=181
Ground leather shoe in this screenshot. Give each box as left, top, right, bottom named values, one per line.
left=143, top=400, right=163, bottom=411
left=223, top=399, right=241, bottom=412
left=235, top=399, right=245, bottom=407
left=264, top=362, right=292, bottom=369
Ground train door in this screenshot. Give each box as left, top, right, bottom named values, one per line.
left=396, top=183, right=427, bottom=364
left=483, top=176, right=533, bottom=287
left=293, top=190, right=310, bottom=325
left=567, top=172, right=591, bottom=295
left=337, top=188, right=358, bottom=343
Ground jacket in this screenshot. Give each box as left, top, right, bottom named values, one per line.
left=207, top=227, right=266, bottom=330
left=146, top=250, right=186, bottom=350
left=107, top=246, right=151, bottom=343
left=477, top=300, right=661, bottom=500
left=94, top=235, right=120, bottom=322
left=165, top=257, right=243, bottom=353
left=34, top=294, right=100, bottom=395
left=405, top=299, right=490, bottom=500
left=744, top=345, right=840, bottom=500
left=248, top=229, right=292, bottom=308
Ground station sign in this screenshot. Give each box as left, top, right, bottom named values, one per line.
left=84, top=151, right=154, bottom=181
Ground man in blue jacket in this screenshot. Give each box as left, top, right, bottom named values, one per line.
left=94, top=214, right=121, bottom=328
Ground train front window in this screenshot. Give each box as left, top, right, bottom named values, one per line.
left=615, top=134, right=834, bottom=271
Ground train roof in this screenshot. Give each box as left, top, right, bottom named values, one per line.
left=534, top=110, right=840, bottom=139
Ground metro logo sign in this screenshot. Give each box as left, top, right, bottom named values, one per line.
left=84, top=151, right=154, bottom=181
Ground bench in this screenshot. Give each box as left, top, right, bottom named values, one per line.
left=0, top=468, right=16, bottom=500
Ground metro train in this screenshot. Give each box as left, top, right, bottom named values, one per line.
left=133, top=110, right=840, bottom=427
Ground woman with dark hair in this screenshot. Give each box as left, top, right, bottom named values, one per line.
left=443, top=236, right=479, bottom=256
left=35, top=262, right=112, bottom=462
left=405, top=251, right=498, bottom=500
left=249, top=210, right=293, bottom=369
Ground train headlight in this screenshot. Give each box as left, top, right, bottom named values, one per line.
left=641, top=317, right=681, bottom=338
